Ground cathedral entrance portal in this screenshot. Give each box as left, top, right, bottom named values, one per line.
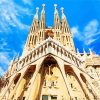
left=36, top=56, right=70, bottom=100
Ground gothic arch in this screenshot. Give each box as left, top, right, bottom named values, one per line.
left=13, top=73, right=21, bottom=85
left=64, top=65, right=88, bottom=100
left=31, top=56, right=70, bottom=100
left=24, top=65, right=36, bottom=77
left=14, top=65, right=36, bottom=100
left=8, top=73, right=21, bottom=99
left=80, top=73, right=87, bottom=83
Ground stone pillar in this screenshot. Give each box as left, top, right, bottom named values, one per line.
left=0, top=74, right=20, bottom=100
left=26, top=57, right=45, bottom=100
left=54, top=56, right=74, bottom=100
left=14, top=78, right=26, bottom=99
left=8, top=68, right=28, bottom=99
left=48, top=95, right=51, bottom=100
left=28, top=73, right=41, bottom=100
left=72, top=65, right=93, bottom=100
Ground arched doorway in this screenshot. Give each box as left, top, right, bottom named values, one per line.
left=31, top=56, right=70, bottom=100
left=8, top=73, right=21, bottom=99
left=14, top=65, right=36, bottom=100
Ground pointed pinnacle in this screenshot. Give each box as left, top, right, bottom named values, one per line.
left=54, top=4, right=57, bottom=9
left=42, top=4, right=45, bottom=7
left=61, top=7, right=64, bottom=14
left=89, top=48, right=92, bottom=55
left=83, top=48, right=86, bottom=55
left=41, top=4, right=45, bottom=14
left=36, top=7, right=39, bottom=13
left=77, top=48, right=79, bottom=53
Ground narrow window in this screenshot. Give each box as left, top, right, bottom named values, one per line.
left=23, top=97, right=25, bottom=100
left=51, top=95, right=57, bottom=100
left=42, top=95, right=48, bottom=100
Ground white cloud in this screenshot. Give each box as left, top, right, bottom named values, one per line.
left=0, top=67, right=5, bottom=76
left=84, top=19, right=99, bottom=33
left=71, top=26, right=79, bottom=37
left=0, top=50, right=18, bottom=76
left=71, top=19, right=100, bottom=46
left=0, top=39, right=8, bottom=51
left=0, top=52, right=10, bottom=66
left=0, top=0, right=31, bottom=33
left=23, top=0, right=32, bottom=5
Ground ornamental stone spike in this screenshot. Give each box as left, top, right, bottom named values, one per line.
left=54, top=4, right=58, bottom=15
left=83, top=48, right=86, bottom=56
left=34, top=7, right=39, bottom=19
left=41, top=3, right=45, bottom=13
left=54, top=4, right=57, bottom=10
left=61, top=7, right=64, bottom=14
left=89, top=48, right=93, bottom=56
left=60, top=7, right=66, bottom=20
left=36, top=7, right=39, bottom=14
left=77, top=48, right=79, bottom=54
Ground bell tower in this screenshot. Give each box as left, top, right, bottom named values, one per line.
left=25, top=7, right=39, bottom=50
left=23, top=4, right=75, bottom=57
left=60, top=7, right=75, bottom=51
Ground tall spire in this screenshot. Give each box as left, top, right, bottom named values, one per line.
left=60, top=7, right=68, bottom=33
left=31, top=7, right=39, bottom=33
left=83, top=48, right=87, bottom=56
left=54, top=4, right=58, bottom=15
left=61, top=7, right=66, bottom=20
left=41, top=4, right=45, bottom=14
left=34, top=7, right=39, bottom=20
left=40, top=4, right=45, bottom=29
left=60, top=7, right=75, bottom=52
left=54, top=4, right=60, bottom=29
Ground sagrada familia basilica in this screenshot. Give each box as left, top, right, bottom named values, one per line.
left=0, top=4, right=100, bottom=100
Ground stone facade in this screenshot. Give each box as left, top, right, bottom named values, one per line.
left=0, top=4, right=100, bottom=100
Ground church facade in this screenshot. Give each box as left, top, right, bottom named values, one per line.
left=0, top=4, right=100, bottom=100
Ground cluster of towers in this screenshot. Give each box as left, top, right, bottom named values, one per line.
left=24, top=4, right=75, bottom=56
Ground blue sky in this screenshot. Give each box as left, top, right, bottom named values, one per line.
left=0, top=0, right=100, bottom=76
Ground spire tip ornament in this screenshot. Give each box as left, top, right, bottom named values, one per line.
left=61, top=7, right=64, bottom=14
left=54, top=4, right=57, bottom=8
left=36, top=7, right=39, bottom=13
left=34, top=7, right=39, bottom=19
left=41, top=4, right=45, bottom=14
left=42, top=3, right=45, bottom=7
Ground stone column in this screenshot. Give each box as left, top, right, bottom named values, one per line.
left=28, top=73, right=41, bottom=100
left=71, top=65, right=93, bottom=100
left=54, top=56, right=74, bottom=100
left=14, top=78, right=26, bottom=99
left=26, top=57, right=45, bottom=100
left=8, top=67, right=28, bottom=99
left=0, top=74, right=20, bottom=100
